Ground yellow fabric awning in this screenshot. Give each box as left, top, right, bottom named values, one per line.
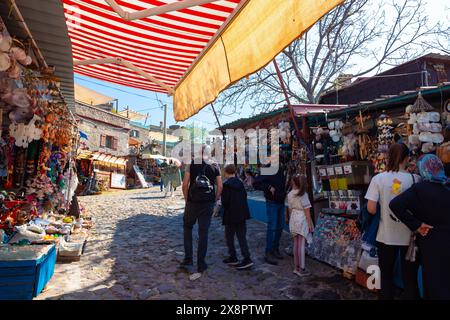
left=76, top=150, right=93, bottom=160
left=80, top=151, right=127, bottom=166
left=75, top=84, right=114, bottom=106
left=149, top=131, right=180, bottom=144
left=173, top=0, right=343, bottom=121
left=118, top=109, right=148, bottom=121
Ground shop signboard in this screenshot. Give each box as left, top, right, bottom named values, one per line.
left=319, top=168, right=327, bottom=177
left=133, top=165, right=149, bottom=188
left=343, top=165, right=353, bottom=174
left=110, top=173, right=126, bottom=189
left=326, top=167, right=335, bottom=176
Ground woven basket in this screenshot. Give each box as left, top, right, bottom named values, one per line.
left=410, top=93, right=434, bottom=113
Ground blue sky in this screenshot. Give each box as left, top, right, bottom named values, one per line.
left=74, top=0, right=448, bottom=131
left=75, top=74, right=246, bottom=130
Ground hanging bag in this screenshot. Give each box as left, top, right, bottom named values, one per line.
left=405, top=173, right=418, bottom=262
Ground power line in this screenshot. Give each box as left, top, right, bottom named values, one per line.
left=76, top=75, right=247, bottom=125
left=123, top=106, right=162, bottom=113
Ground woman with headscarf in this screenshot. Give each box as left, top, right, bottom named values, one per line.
left=390, top=154, right=450, bottom=300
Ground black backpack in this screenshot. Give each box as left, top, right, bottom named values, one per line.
left=189, top=163, right=215, bottom=203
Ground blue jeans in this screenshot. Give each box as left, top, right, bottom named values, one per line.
left=265, top=201, right=285, bottom=254
left=160, top=177, right=164, bottom=191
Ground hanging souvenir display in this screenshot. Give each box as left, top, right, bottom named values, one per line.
left=373, top=111, right=394, bottom=172
left=342, top=133, right=358, bottom=160
left=312, top=126, right=328, bottom=163
left=9, top=114, right=42, bottom=147
left=0, top=17, right=80, bottom=241
left=376, top=111, right=394, bottom=152
left=328, top=120, right=344, bottom=143
left=406, top=93, right=444, bottom=155
left=0, top=13, right=95, bottom=301
left=278, top=121, right=291, bottom=144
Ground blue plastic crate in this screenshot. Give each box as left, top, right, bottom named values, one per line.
left=248, top=197, right=289, bottom=231
left=0, top=244, right=56, bottom=300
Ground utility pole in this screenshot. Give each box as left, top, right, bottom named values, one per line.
left=162, top=104, right=167, bottom=157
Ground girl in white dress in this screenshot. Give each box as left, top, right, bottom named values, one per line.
left=287, top=174, right=314, bottom=277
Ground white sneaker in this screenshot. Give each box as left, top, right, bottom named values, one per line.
left=294, top=269, right=311, bottom=277
left=189, top=272, right=202, bottom=281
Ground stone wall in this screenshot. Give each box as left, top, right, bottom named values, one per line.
left=75, top=103, right=130, bottom=129
left=130, top=123, right=152, bottom=145
left=75, top=102, right=130, bottom=157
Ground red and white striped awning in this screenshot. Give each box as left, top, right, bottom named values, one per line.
left=63, top=0, right=343, bottom=121
left=63, top=0, right=240, bottom=94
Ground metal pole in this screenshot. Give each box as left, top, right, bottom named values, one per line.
left=273, top=59, right=314, bottom=216
left=210, top=103, right=222, bottom=128
left=210, top=102, right=226, bottom=140
left=272, top=60, right=302, bottom=141
left=162, top=104, right=167, bottom=157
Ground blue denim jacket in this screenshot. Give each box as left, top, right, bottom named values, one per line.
left=361, top=203, right=381, bottom=246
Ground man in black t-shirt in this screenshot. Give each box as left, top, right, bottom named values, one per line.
left=181, top=146, right=223, bottom=274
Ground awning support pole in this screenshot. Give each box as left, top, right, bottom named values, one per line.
left=8, top=0, right=48, bottom=68
left=210, top=102, right=226, bottom=141
left=73, top=57, right=175, bottom=95
left=273, top=60, right=314, bottom=213
left=105, top=0, right=220, bottom=21
left=272, top=59, right=302, bottom=141
left=210, top=103, right=222, bottom=129
left=162, top=104, right=167, bottom=157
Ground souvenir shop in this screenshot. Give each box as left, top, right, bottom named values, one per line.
left=219, top=85, right=450, bottom=291
left=76, top=150, right=128, bottom=193
left=220, top=107, right=309, bottom=176
left=0, top=13, right=92, bottom=300
left=303, top=84, right=450, bottom=291
left=219, top=106, right=314, bottom=223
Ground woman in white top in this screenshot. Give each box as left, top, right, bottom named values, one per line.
left=286, top=174, right=314, bottom=277
left=365, top=143, right=420, bottom=300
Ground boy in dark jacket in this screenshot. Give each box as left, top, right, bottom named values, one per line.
left=221, top=164, right=253, bottom=270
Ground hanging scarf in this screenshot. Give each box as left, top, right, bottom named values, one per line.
left=418, top=154, right=450, bottom=186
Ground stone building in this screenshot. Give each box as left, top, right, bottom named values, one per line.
left=74, top=85, right=130, bottom=190
left=129, top=121, right=153, bottom=153
left=129, top=121, right=179, bottom=156
left=75, top=102, right=130, bottom=157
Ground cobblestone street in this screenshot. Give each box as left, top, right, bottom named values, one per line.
left=37, top=188, right=375, bottom=300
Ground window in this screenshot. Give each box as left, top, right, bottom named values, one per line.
left=130, top=130, right=139, bottom=138
left=433, top=64, right=447, bottom=83
left=100, top=134, right=118, bottom=150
